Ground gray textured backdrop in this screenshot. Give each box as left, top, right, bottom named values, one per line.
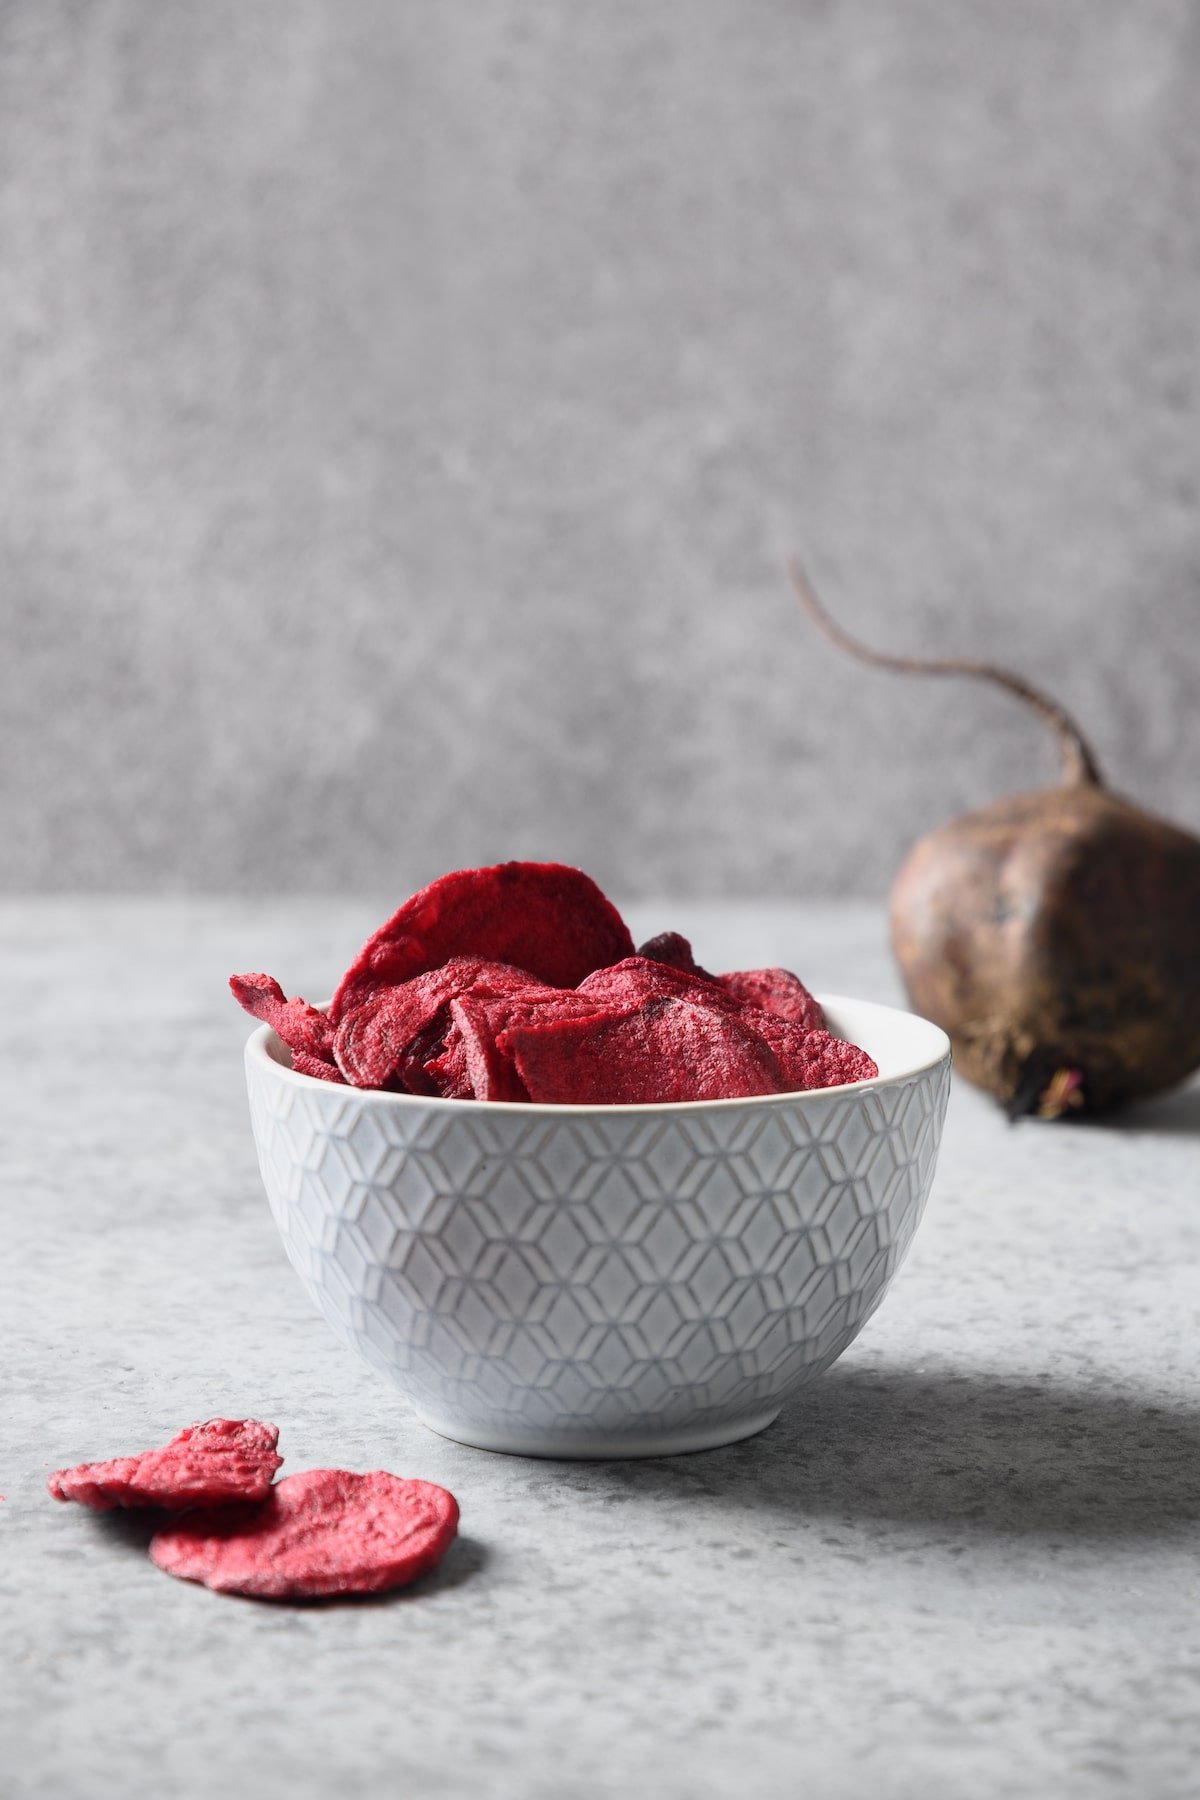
left=2, top=0, right=1197, bottom=899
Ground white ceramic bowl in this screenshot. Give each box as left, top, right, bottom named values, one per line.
left=246, top=996, right=950, bottom=1458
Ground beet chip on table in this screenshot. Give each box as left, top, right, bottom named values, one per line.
left=149, top=1469, right=460, bottom=1600
left=47, top=1419, right=282, bottom=1512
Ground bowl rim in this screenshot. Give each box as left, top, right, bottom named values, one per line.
left=245, top=992, right=951, bottom=1117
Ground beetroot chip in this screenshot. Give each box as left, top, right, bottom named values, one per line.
left=333, top=959, right=545, bottom=1091
left=230, top=974, right=334, bottom=1063
left=149, top=1468, right=459, bottom=1600
left=422, top=1032, right=474, bottom=1099
left=330, top=862, right=634, bottom=1020
left=578, top=956, right=742, bottom=1014
left=718, top=967, right=827, bottom=1034
left=333, top=978, right=450, bottom=1092
left=634, top=932, right=710, bottom=977
left=437, top=1000, right=525, bottom=1094
left=290, top=1051, right=347, bottom=1085
left=749, top=1015, right=878, bottom=1091
left=501, top=997, right=787, bottom=1105
left=426, top=989, right=605, bottom=1101
left=477, top=989, right=604, bottom=1028
left=47, top=1419, right=282, bottom=1512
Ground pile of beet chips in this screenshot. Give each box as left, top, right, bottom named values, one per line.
left=48, top=1419, right=458, bottom=1600
left=231, top=861, right=877, bottom=1105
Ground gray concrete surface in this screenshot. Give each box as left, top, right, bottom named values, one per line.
left=4, top=897, right=1200, bottom=1799
left=1, top=3, right=1199, bottom=898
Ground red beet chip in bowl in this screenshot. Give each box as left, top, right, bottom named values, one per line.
left=634, top=931, right=710, bottom=977
left=330, top=861, right=634, bottom=1020
left=333, top=958, right=543, bottom=1091
left=228, top=974, right=335, bottom=1064
left=502, top=996, right=788, bottom=1105
left=47, top=1419, right=282, bottom=1512
left=718, top=967, right=827, bottom=1033
left=578, top=955, right=743, bottom=1012
left=750, top=1016, right=879, bottom=1090
left=289, top=1050, right=346, bottom=1085
left=149, top=1469, right=459, bottom=1600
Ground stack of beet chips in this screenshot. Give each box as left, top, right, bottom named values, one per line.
left=48, top=1420, right=458, bottom=1601
left=231, top=862, right=877, bottom=1104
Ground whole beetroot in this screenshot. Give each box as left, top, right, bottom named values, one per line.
left=790, top=562, right=1200, bottom=1118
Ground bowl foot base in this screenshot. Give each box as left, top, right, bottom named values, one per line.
left=412, top=1407, right=782, bottom=1460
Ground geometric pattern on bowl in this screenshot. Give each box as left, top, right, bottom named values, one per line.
left=246, top=998, right=951, bottom=1458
